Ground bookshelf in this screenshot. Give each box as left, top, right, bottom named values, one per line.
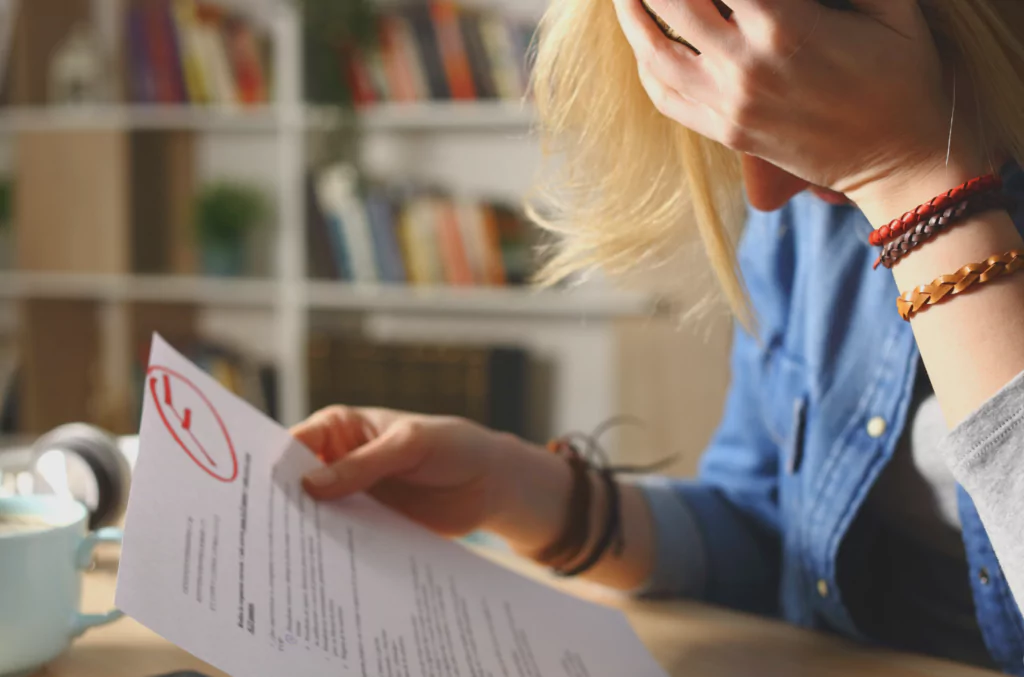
left=0, top=0, right=684, bottom=455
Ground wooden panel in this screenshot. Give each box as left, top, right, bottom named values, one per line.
left=614, top=312, right=732, bottom=477
left=18, top=299, right=101, bottom=433
left=15, top=130, right=130, bottom=273
left=130, top=131, right=198, bottom=275
left=4, top=0, right=91, bottom=105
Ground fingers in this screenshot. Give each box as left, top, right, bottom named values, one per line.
left=290, top=406, right=375, bottom=464
left=302, top=425, right=424, bottom=500
left=614, top=0, right=705, bottom=73
left=639, top=0, right=736, bottom=50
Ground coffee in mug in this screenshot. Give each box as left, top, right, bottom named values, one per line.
left=0, top=512, right=53, bottom=535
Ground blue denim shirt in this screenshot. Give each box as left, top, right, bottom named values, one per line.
left=642, top=164, right=1024, bottom=675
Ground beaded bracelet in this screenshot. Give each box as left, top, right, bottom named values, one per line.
left=896, top=250, right=1024, bottom=321
left=868, top=174, right=1002, bottom=247
left=877, top=193, right=1015, bottom=269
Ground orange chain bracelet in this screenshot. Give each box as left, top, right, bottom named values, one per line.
left=897, top=250, right=1024, bottom=320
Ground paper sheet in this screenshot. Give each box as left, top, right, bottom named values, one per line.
left=116, top=335, right=668, bottom=677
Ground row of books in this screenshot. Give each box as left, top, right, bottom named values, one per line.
left=125, top=0, right=272, bottom=105
left=306, top=165, right=535, bottom=286
left=345, top=2, right=536, bottom=105
left=308, top=334, right=528, bottom=438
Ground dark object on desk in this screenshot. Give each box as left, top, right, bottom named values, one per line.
left=309, top=335, right=529, bottom=438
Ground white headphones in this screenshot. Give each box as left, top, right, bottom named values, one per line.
left=0, top=423, right=133, bottom=528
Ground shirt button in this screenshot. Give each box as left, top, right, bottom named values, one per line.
left=866, top=416, right=887, bottom=438
left=979, top=568, right=991, bottom=585
left=817, top=579, right=829, bottom=598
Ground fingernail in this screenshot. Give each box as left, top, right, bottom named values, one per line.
left=304, top=465, right=339, bottom=488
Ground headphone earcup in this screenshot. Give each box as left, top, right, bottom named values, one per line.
left=32, top=423, right=131, bottom=529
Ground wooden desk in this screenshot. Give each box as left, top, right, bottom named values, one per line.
left=40, top=543, right=1000, bottom=677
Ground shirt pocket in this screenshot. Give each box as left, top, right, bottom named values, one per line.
left=761, top=347, right=808, bottom=452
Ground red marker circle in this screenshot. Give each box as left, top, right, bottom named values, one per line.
left=146, top=366, right=238, bottom=483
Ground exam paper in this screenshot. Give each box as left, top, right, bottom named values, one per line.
left=116, top=335, right=669, bottom=677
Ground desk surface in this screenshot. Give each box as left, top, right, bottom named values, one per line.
left=40, top=543, right=1000, bottom=677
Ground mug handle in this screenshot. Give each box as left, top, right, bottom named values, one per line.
left=72, top=527, right=125, bottom=637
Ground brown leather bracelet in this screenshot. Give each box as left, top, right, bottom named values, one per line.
left=535, top=443, right=593, bottom=569
left=879, top=193, right=1015, bottom=269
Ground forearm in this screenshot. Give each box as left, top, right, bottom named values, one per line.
left=481, top=433, right=656, bottom=591
left=856, top=160, right=1024, bottom=426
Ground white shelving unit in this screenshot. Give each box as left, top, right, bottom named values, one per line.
left=0, top=273, right=663, bottom=318
left=0, top=102, right=535, bottom=134
left=0, top=0, right=663, bottom=440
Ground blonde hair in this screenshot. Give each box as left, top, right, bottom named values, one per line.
left=529, top=0, right=1024, bottom=322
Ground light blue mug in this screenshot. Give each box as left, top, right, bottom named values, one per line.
left=0, top=495, right=123, bottom=677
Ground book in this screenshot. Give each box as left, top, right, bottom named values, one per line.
left=454, top=200, right=488, bottom=284
left=392, top=15, right=429, bottom=101
left=145, top=1, right=186, bottom=103
left=305, top=173, right=339, bottom=280
left=458, top=9, right=497, bottom=100
left=493, top=203, right=532, bottom=285
left=126, top=5, right=157, bottom=102
left=315, top=165, right=378, bottom=284
left=477, top=204, right=508, bottom=285
left=171, top=0, right=210, bottom=103
left=378, top=16, right=417, bottom=103
left=479, top=13, right=521, bottom=100
left=428, top=0, right=476, bottom=101
left=434, top=199, right=473, bottom=285
left=310, top=336, right=529, bottom=438
left=194, top=3, right=237, bottom=104
left=224, top=16, right=267, bottom=104
left=365, top=190, right=407, bottom=284
left=403, top=4, right=450, bottom=100
left=322, top=210, right=353, bottom=282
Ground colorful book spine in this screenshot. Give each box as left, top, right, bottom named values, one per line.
left=378, top=16, right=417, bottom=103
left=404, top=5, right=451, bottom=100
left=479, top=14, right=522, bottom=101
left=145, top=2, right=180, bottom=102
left=435, top=199, right=473, bottom=285
left=458, top=10, right=497, bottom=100
left=366, top=192, right=407, bottom=283
left=126, top=6, right=156, bottom=102
left=428, top=1, right=477, bottom=101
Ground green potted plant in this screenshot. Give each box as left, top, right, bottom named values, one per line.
left=195, top=182, right=269, bottom=277
left=0, top=180, right=12, bottom=270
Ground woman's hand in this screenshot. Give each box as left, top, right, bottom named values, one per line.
left=293, top=406, right=516, bottom=537
left=615, top=0, right=985, bottom=217
left=293, top=405, right=659, bottom=590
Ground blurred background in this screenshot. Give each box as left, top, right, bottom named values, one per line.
left=0, top=0, right=731, bottom=478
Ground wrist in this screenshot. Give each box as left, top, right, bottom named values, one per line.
left=849, top=153, right=991, bottom=226
left=480, top=432, right=573, bottom=555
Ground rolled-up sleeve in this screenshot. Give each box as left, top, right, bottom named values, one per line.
left=633, top=475, right=708, bottom=598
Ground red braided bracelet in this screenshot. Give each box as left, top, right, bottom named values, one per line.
left=868, top=174, right=1002, bottom=247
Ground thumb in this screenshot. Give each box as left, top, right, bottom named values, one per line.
left=302, top=427, right=421, bottom=500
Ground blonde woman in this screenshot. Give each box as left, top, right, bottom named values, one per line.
left=295, top=0, right=1024, bottom=671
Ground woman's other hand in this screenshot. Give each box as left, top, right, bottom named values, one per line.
left=614, top=0, right=985, bottom=217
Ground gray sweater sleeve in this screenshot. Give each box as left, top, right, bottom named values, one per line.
left=942, top=369, right=1024, bottom=610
